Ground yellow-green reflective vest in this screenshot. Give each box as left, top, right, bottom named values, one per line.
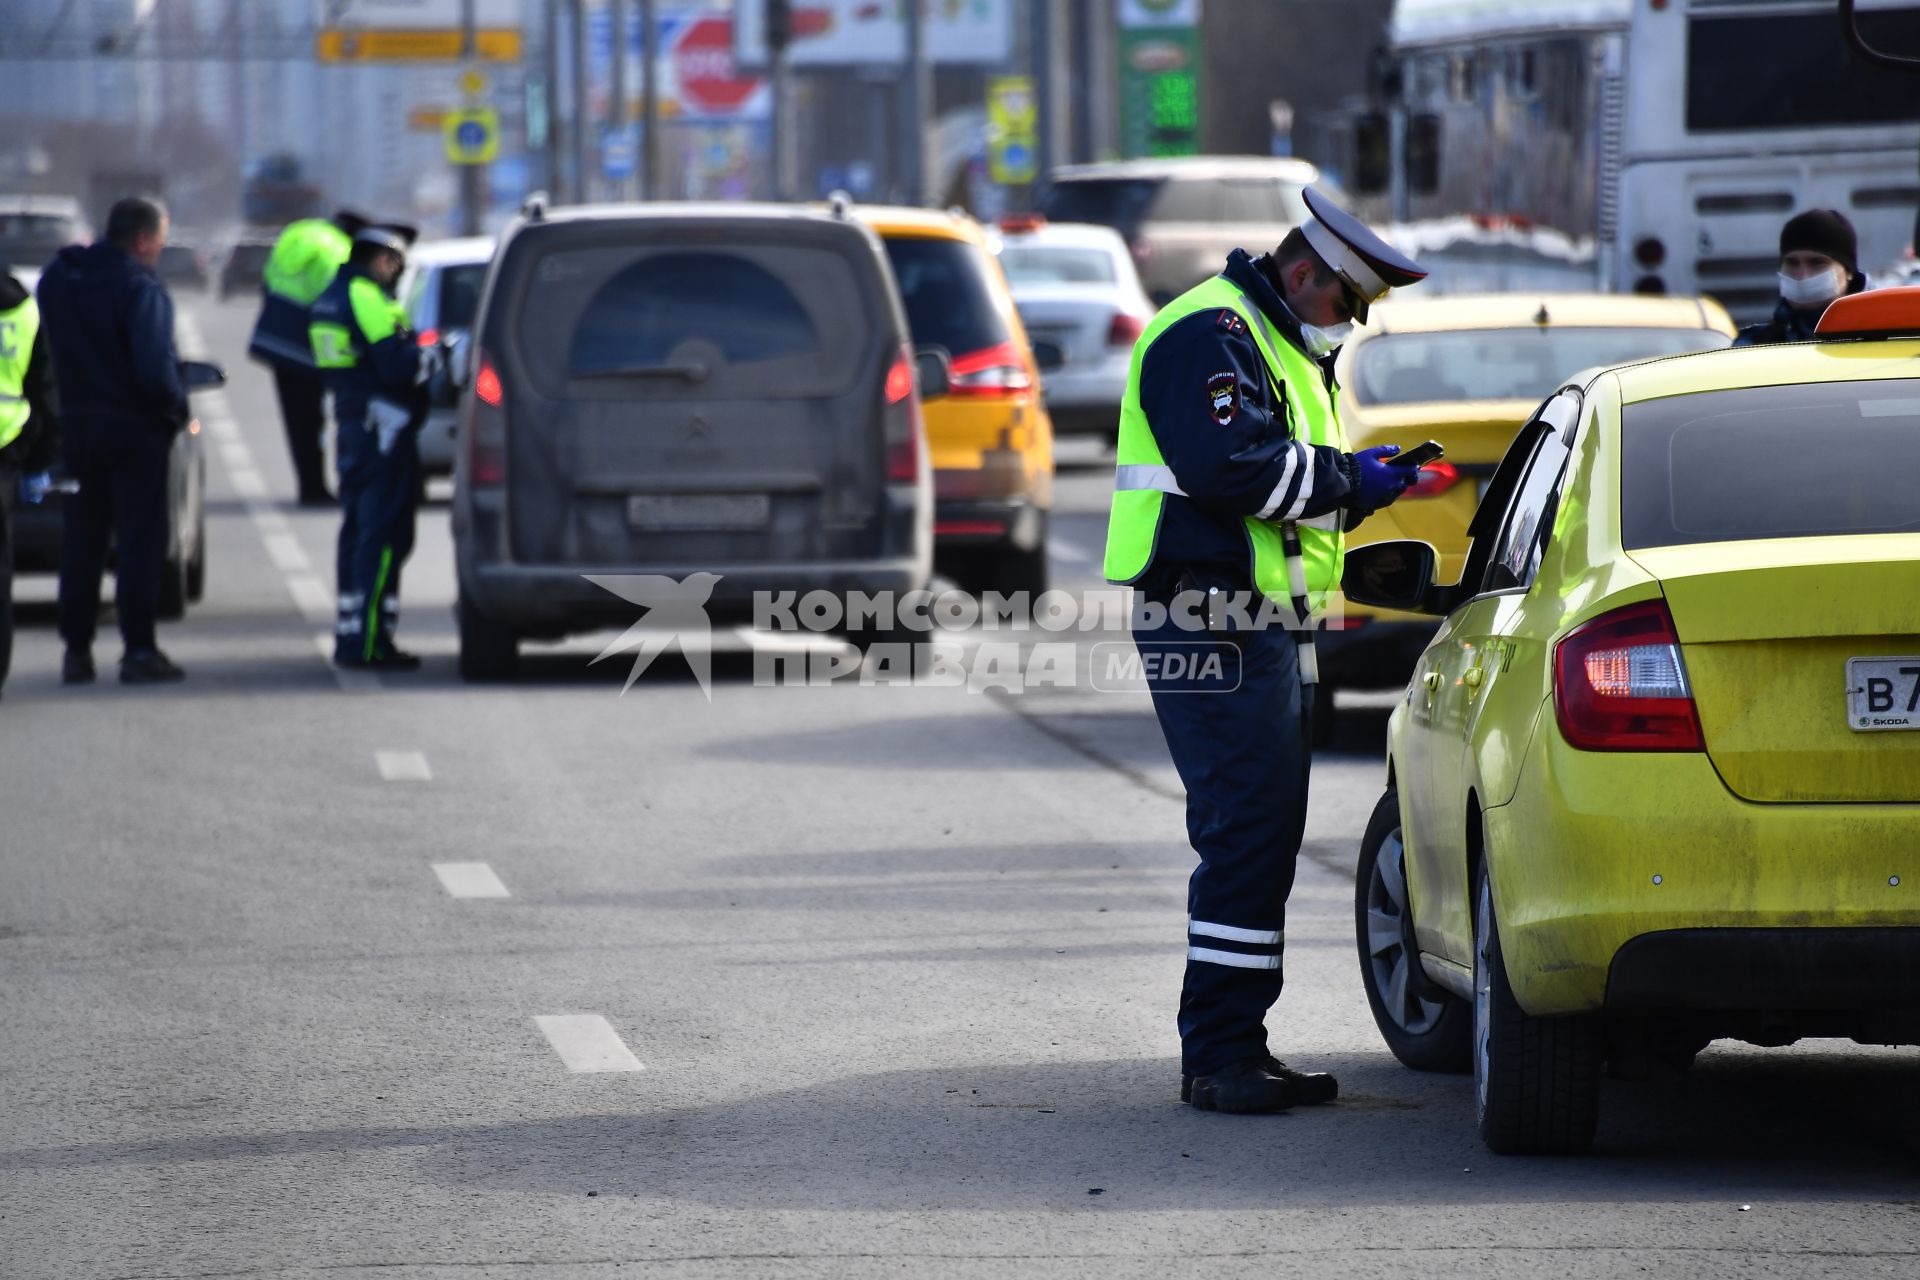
left=1104, top=274, right=1349, bottom=615
left=264, top=219, right=352, bottom=306
left=0, top=294, right=39, bottom=451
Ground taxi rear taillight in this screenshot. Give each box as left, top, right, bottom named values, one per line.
left=465, top=349, right=506, bottom=486
left=948, top=341, right=1033, bottom=396
left=1554, top=599, right=1703, bottom=752
left=1403, top=460, right=1463, bottom=499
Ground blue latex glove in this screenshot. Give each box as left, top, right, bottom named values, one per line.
left=1354, top=445, right=1420, bottom=511
left=18, top=471, right=53, bottom=505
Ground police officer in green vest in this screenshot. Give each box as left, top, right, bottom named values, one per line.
left=249, top=210, right=367, bottom=506
left=0, top=262, right=59, bottom=697
left=1104, top=188, right=1428, bottom=1114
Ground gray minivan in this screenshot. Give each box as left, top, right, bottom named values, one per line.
left=451, top=201, right=934, bottom=681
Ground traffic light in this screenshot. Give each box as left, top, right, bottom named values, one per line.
left=768, top=0, right=792, bottom=53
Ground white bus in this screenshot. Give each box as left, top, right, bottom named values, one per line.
left=1343, top=0, right=1920, bottom=319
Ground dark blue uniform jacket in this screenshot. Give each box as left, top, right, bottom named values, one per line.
left=1134, top=249, right=1362, bottom=596
left=309, top=264, right=420, bottom=426
left=35, top=242, right=186, bottom=444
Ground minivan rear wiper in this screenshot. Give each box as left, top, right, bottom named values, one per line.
left=587, top=361, right=710, bottom=382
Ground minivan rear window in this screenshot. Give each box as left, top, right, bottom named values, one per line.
left=1037, top=179, right=1159, bottom=235
left=1622, top=381, right=1920, bottom=548
left=882, top=237, right=1011, bottom=360
left=569, top=253, right=814, bottom=375
left=509, top=238, right=874, bottom=399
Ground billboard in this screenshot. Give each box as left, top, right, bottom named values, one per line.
left=733, top=0, right=1013, bottom=68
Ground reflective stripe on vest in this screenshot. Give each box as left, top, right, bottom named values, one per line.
left=0, top=295, right=39, bottom=451
left=1103, top=274, right=1349, bottom=616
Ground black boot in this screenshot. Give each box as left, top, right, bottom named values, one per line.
left=1185, top=1059, right=1302, bottom=1114
left=120, top=648, right=185, bottom=684
left=63, top=648, right=96, bottom=685
left=1183, top=1055, right=1338, bottom=1109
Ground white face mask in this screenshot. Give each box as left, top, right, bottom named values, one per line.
left=1298, top=319, right=1354, bottom=357
left=1779, top=267, right=1845, bottom=308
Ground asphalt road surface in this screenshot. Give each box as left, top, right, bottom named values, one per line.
left=2, top=292, right=1915, bottom=1279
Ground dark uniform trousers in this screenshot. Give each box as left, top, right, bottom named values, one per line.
left=334, top=414, right=418, bottom=661
left=58, top=426, right=172, bottom=655
left=0, top=468, right=14, bottom=688
left=273, top=363, right=330, bottom=500
left=1134, top=599, right=1314, bottom=1076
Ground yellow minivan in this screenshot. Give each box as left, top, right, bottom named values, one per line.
left=858, top=206, right=1056, bottom=598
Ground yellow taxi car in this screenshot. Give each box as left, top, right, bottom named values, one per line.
left=1322, top=295, right=1734, bottom=720
left=1342, top=288, right=1920, bottom=1156
left=857, top=206, right=1056, bottom=598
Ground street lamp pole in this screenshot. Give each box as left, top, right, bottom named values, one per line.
left=903, top=0, right=930, bottom=204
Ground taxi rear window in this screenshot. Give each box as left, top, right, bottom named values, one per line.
left=881, top=237, right=1011, bottom=360
left=1622, top=381, right=1920, bottom=548
left=1352, top=327, right=1729, bottom=405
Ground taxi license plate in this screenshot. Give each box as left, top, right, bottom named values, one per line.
left=1846, top=656, right=1920, bottom=731
left=627, top=494, right=769, bottom=531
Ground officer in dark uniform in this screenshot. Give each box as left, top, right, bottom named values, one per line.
left=1104, top=189, right=1428, bottom=1113
left=248, top=208, right=368, bottom=506
left=308, top=221, right=427, bottom=670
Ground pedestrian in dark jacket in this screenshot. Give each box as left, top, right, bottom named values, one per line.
left=0, top=262, right=61, bottom=697
left=1734, top=209, right=1868, bottom=347
left=35, top=195, right=189, bottom=685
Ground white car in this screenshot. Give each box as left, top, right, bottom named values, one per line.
left=992, top=217, right=1155, bottom=440
left=398, top=235, right=494, bottom=476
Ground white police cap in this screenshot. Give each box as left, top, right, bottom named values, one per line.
left=1298, top=187, right=1427, bottom=322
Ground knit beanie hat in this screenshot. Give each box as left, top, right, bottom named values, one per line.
left=1780, top=209, right=1858, bottom=276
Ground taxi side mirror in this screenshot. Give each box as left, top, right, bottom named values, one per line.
left=1343, top=540, right=1449, bottom=616
left=915, top=347, right=952, bottom=401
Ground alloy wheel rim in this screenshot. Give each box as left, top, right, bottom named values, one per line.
left=1366, top=829, right=1445, bottom=1035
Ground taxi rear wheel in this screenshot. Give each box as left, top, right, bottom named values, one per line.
left=1355, top=789, right=1471, bottom=1072
left=1474, top=863, right=1603, bottom=1155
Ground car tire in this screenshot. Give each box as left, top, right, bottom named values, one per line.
left=185, top=503, right=207, bottom=604
left=156, top=551, right=189, bottom=621
left=458, top=594, right=518, bottom=682
left=1473, top=862, right=1604, bottom=1155
left=1356, top=788, right=1472, bottom=1073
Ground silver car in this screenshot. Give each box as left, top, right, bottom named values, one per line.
left=399, top=235, right=494, bottom=476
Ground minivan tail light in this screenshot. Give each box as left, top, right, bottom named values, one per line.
left=416, top=328, right=440, bottom=348
left=884, top=343, right=923, bottom=484
left=1554, top=599, right=1703, bottom=751
left=466, top=349, right=506, bottom=486
left=1108, top=311, right=1147, bottom=347
left=1403, top=460, right=1463, bottom=498
left=947, top=341, right=1033, bottom=396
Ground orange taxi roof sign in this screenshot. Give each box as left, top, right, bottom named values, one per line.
left=1815, top=286, right=1920, bottom=336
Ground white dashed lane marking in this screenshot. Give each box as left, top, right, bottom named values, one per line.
left=287, top=575, right=334, bottom=623
left=433, top=862, right=511, bottom=898
left=262, top=531, right=311, bottom=574
left=534, top=1015, right=646, bottom=1073
left=375, top=750, right=432, bottom=782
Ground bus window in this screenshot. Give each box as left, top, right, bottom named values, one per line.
left=1687, top=10, right=1920, bottom=132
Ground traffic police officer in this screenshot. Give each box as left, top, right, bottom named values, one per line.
left=0, top=261, right=59, bottom=697
left=250, top=209, right=367, bottom=505
left=1105, top=189, right=1428, bottom=1114
left=309, top=221, right=426, bottom=670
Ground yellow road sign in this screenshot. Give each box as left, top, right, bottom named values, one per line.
left=988, top=76, right=1039, bottom=185
left=443, top=108, right=501, bottom=165
left=316, top=29, right=523, bottom=63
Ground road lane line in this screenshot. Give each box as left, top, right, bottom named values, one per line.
left=433, top=862, right=511, bottom=899
left=534, top=1015, right=645, bottom=1073
left=375, top=750, right=432, bottom=781
left=229, top=467, right=267, bottom=498
left=314, top=634, right=380, bottom=691
left=262, top=531, right=311, bottom=574
left=1049, top=539, right=1093, bottom=563
left=287, top=574, right=334, bottom=623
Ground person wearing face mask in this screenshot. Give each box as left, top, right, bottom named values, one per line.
left=1734, top=209, right=1867, bottom=347
left=1104, top=187, right=1428, bottom=1114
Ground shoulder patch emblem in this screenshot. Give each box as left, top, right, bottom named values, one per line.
left=1216, top=309, right=1246, bottom=335
left=1206, top=371, right=1239, bottom=426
